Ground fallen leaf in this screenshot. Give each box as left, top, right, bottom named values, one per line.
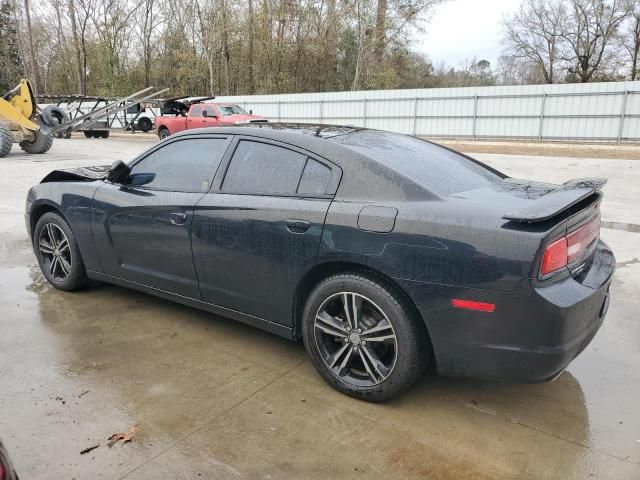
left=80, top=444, right=99, bottom=455
left=107, top=425, right=140, bottom=448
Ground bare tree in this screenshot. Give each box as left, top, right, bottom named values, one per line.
left=67, top=0, right=86, bottom=93
left=137, top=0, right=164, bottom=87
left=618, top=0, right=640, bottom=79
left=23, top=0, right=42, bottom=92
left=561, top=0, right=627, bottom=82
left=503, top=0, right=565, bottom=84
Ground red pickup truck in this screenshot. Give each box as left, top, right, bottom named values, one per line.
left=155, top=102, right=266, bottom=139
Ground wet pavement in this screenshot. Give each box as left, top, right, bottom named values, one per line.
left=1, top=137, right=639, bottom=479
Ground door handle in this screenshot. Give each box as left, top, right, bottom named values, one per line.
left=286, top=219, right=310, bottom=234
left=169, top=212, right=188, bottom=225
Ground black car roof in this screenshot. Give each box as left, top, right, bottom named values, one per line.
left=171, top=122, right=366, bottom=141
left=171, top=123, right=436, bottom=201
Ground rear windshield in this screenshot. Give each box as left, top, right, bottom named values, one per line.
left=329, top=131, right=505, bottom=195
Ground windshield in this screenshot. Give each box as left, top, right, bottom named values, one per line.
left=218, top=105, right=248, bottom=116
left=329, top=131, right=505, bottom=195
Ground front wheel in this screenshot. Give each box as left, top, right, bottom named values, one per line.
left=302, top=273, right=429, bottom=402
left=20, top=130, right=53, bottom=154
left=33, top=212, right=88, bottom=291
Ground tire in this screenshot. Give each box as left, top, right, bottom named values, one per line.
left=20, top=130, right=54, bottom=154
left=158, top=127, right=170, bottom=140
left=302, top=273, right=429, bottom=402
left=137, top=117, right=153, bottom=132
left=83, top=131, right=93, bottom=138
left=0, top=122, right=12, bottom=158
left=33, top=212, right=88, bottom=291
left=99, top=131, right=110, bottom=139
left=41, top=105, right=69, bottom=127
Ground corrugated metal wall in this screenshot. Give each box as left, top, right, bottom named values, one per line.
left=216, top=81, right=640, bottom=143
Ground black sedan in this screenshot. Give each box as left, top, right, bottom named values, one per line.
left=26, top=124, right=615, bottom=401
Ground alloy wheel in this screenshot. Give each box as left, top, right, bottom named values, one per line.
left=313, top=292, right=398, bottom=387
left=38, top=223, right=72, bottom=281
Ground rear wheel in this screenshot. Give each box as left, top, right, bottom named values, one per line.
left=138, top=117, right=153, bottom=132
left=0, top=122, right=12, bottom=157
left=33, top=212, right=88, bottom=291
left=83, top=131, right=93, bottom=138
left=302, top=273, right=429, bottom=402
left=158, top=127, right=170, bottom=140
left=20, top=130, right=53, bottom=154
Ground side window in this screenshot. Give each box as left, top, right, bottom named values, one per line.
left=190, top=106, right=203, bottom=117
left=204, top=106, right=217, bottom=117
left=297, top=159, right=331, bottom=195
left=222, top=140, right=306, bottom=194
left=127, top=138, right=227, bottom=191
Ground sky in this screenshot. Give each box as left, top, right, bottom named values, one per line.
left=416, top=0, right=521, bottom=68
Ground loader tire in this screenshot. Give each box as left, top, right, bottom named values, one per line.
left=41, top=105, right=69, bottom=127
left=0, top=123, right=12, bottom=158
left=20, top=130, right=54, bottom=154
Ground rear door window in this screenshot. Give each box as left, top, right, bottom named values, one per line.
left=297, top=159, right=332, bottom=195
left=190, top=106, right=203, bottom=117
left=222, top=140, right=307, bottom=194
left=127, top=138, right=228, bottom=191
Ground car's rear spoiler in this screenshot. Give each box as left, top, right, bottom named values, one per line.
left=502, top=178, right=607, bottom=223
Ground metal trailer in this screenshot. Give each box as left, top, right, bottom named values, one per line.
left=37, top=86, right=169, bottom=138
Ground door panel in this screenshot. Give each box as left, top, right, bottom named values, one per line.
left=92, top=185, right=204, bottom=298
left=191, top=194, right=331, bottom=326
left=90, top=135, right=231, bottom=298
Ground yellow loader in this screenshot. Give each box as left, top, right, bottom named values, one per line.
left=0, top=79, right=56, bottom=158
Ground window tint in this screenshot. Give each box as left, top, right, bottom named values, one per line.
left=297, top=159, right=331, bottom=195
left=127, top=138, right=227, bottom=191
left=330, top=131, right=504, bottom=195
left=190, top=106, right=203, bottom=117
left=222, top=140, right=306, bottom=194
left=203, top=105, right=217, bottom=116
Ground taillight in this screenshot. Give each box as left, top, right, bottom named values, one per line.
left=541, top=237, right=568, bottom=275
left=566, top=215, right=600, bottom=264
left=540, top=211, right=600, bottom=276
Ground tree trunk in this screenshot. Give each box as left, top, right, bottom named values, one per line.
left=324, top=0, right=337, bottom=89
left=221, top=0, right=231, bottom=94
left=373, top=0, right=387, bottom=67
left=248, top=0, right=255, bottom=93
left=23, top=0, right=42, bottom=94
left=67, top=0, right=84, bottom=94
left=632, top=16, right=640, bottom=81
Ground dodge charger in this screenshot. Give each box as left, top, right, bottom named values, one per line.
left=25, top=124, right=615, bottom=401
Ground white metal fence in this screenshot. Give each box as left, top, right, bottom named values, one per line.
left=216, top=81, right=640, bottom=143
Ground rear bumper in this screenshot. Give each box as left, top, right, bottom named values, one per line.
left=401, top=240, right=615, bottom=382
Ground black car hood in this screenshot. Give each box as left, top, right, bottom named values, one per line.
left=453, top=177, right=607, bottom=223
left=41, top=165, right=110, bottom=183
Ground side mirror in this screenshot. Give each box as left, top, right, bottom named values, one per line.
left=106, top=159, right=130, bottom=184
left=249, top=109, right=253, bottom=115
left=202, top=110, right=208, bottom=118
